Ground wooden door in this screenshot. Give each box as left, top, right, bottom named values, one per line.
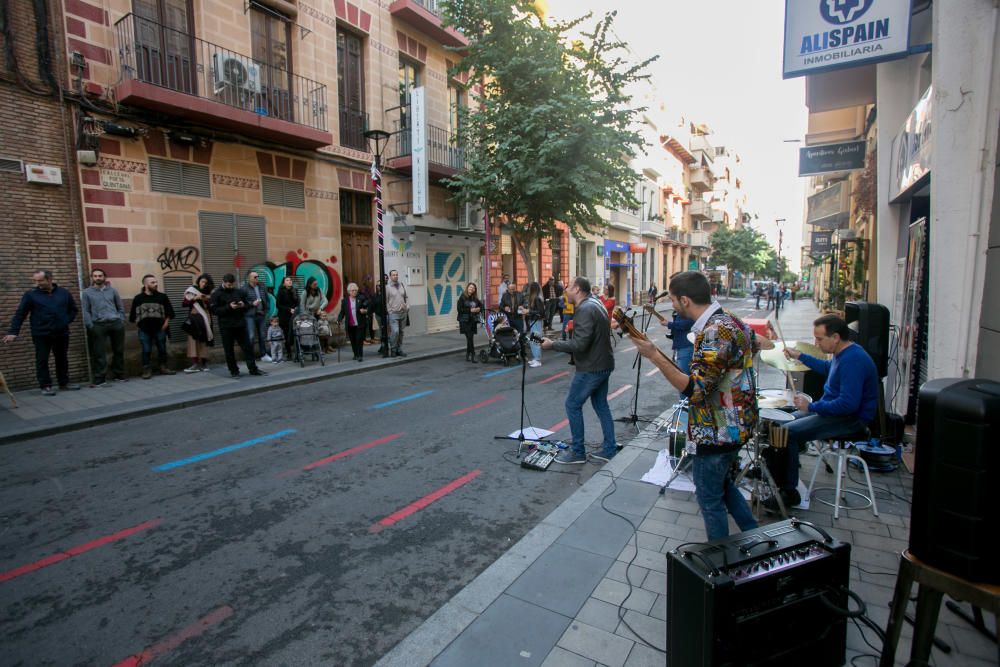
left=341, top=228, right=373, bottom=290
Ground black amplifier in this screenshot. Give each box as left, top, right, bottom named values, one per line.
left=666, top=518, right=851, bottom=667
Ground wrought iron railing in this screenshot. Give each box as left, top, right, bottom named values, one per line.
left=114, top=13, right=328, bottom=132
left=391, top=108, right=465, bottom=170
left=414, top=0, right=443, bottom=16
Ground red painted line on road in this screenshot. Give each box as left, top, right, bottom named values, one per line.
left=369, top=470, right=482, bottom=533
left=547, top=418, right=569, bottom=433
left=0, top=519, right=162, bottom=584
left=300, top=433, right=404, bottom=472
left=537, top=371, right=569, bottom=385
left=646, top=368, right=660, bottom=377
left=451, top=395, right=504, bottom=416
left=111, top=605, right=234, bottom=667
left=608, top=384, right=633, bottom=400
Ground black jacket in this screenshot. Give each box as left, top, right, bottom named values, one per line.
left=457, top=295, right=483, bottom=334
left=337, top=295, right=369, bottom=328
left=209, top=286, right=248, bottom=329
left=276, top=286, right=299, bottom=317
left=8, top=285, right=77, bottom=337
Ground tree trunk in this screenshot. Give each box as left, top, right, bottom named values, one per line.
left=511, top=232, right=536, bottom=285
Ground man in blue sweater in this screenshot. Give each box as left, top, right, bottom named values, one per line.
left=764, top=314, right=879, bottom=511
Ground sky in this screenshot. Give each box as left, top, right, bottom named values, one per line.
left=544, top=0, right=808, bottom=270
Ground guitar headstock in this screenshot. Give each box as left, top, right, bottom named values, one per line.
left=642, top=304, right=667, bottom=323
left=611, top=306, right=641, bottom=338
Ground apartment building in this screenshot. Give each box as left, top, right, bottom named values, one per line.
left=55, top=0, right=479, bottom=343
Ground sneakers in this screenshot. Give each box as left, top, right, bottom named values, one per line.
left=528, top=359, right=542, bottom=368
left=553, top=450, right=587, bottom=465
left=142, top=367, right=153, bottom=380
left=158, top=366, right=176, bottom=376
left=41, top=386, right=56, bottom=396
left=90, top=378, right=107, bottom=388
left=183, top=365, right=200, bottom=374
left=763, top=488, right=802, bottom=514
left=589, top=450, right=617, bottom=463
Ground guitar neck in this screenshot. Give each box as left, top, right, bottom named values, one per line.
left=625, top=323, right=682, bottom=372
left=643, top=305, right=668, bottom=325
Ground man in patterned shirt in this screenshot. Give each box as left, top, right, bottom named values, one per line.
left=632, top=271, right=758, bottom=540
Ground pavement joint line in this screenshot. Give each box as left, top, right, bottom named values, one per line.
left=0, top=344, right=467, bottom=446
left=373, top=412, right=667, bottom=667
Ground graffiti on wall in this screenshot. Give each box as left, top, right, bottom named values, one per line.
left=251, top=250, right=342, bottom=316
left=157, top=246, right=201, bottom=274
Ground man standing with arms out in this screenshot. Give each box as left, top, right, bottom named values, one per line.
left=3, top=270, right=82, bottom=396
left=81, top=267, right=127, bottom=385
left=386, top=269, right=409, bottom=357
left=764, top=314, right=879, bottom=511
left=631, top=271, right=758, bottom=540
left=543, top=276, right=563, bottom=331
left=129, top=275, right=176, bottom=379
left=540, top=276, right=618, bottom=464
left=242, top=270, right=270, bottom=362
left=210, top=274, right=266, bottom=378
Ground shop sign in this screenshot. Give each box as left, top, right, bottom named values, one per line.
left=100, top=169, right=132, bottom=191
left=629, top=243, right=648, bottom=253
left=411, top=86, right=428, bottom=215
left=806, top=181, right=850, bottom=229
left=604, top=239, right=629, bottom=253
left=688, top=258, right=699, bottom=270
left=799, top=140, right=866, bottom=176
left=783, top=0, right=912, bottom=79
left=890, top=85, right=933, bottom=202
left=811, top=230, right=834, bottom=255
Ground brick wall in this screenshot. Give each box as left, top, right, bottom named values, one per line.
left=0, top=2, right=89, bottom=390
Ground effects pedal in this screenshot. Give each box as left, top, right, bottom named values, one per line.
left=521, top=448, right=555, bottom=470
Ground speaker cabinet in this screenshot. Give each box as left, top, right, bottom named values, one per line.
left=911, top=378, right=1000, bottom=583
left=845, top=301, right=890, bottom=379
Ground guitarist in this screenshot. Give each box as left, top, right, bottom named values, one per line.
left=631, top=271, right=758, bottom=541
left=540, top=276, right=618, bottom=465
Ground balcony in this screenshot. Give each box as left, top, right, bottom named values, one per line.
left=389, top=0, right=469, bottom=48
left=690, top=134, right=715, bottom=158
left=689, top=199, right=712, bottom=221
left=689, top=167, right=714, bottom=193
left=388, top=112, right=465, bottom=180
left=689, top=230, right=711, bottom=249
left=640, top=219, right=666, bottom=237
left=666, top=228, right=689, bottom=245
left=605, top=208, right=640, bottom=232
left=113, top=13, right=331, bottom=149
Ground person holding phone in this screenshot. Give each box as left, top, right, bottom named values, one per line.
left=210, top=273, right=266, bottom=378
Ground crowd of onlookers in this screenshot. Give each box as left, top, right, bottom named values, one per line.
left=752, top=281, right=799, bottom=311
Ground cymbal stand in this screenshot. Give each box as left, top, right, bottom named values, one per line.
left=734, top=428, right=788, bottom=519
left=617, top=307, right=658, bottom=431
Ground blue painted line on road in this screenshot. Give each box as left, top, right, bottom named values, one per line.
left=152, top=429, right=297, bottom=472
left=483, top=367, right=519, bottom=378
left=370, top=390, right=434, bottom=410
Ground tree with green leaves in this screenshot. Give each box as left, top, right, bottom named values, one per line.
left=443, top=0, right=655, bottom=283
left=708, top=225, right=772, bottom=293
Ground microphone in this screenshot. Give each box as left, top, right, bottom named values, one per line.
left=654, top=290, right=671, bottom=301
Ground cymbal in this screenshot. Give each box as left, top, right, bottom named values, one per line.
left=759, top=341, right=823, bottom=372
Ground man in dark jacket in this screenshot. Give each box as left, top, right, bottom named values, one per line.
left=129, top=274, right=176, bottom=379
left=210, top=274, right=266, bottom=378
left=540, top=276, right=618, bottom=464
left=543, top=276, right=564, bottom=331
left=3, top=270, right=82, bottom=395
left=500, top=281, right=525, bottom=335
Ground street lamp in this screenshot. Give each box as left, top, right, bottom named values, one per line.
left=365, top=127, right=392, bottom=357
left=774, top=218, right=786, bottom=318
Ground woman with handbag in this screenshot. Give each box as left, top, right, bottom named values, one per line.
left=456, top=282, right=483, bottom=362
left=181, top=273, right=214, bottom=372
left=275, top=276, right=298, bottom=355
left=525, top=281, right=545, bottom=367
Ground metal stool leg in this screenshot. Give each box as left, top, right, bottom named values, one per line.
left=853, top=453, right=879, bottom=516
left=833, top=449, right=846, bottom=519
left=808, top=446, right=826, bottom=495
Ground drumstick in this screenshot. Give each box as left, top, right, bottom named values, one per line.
left=769, top=315, right=795, bottom=393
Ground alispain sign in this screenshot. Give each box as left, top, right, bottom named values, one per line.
left=783, top=0, right=912, bottom=79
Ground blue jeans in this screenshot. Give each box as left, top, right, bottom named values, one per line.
left=674, top=347, right=693, bottom=375
left=137, top=329, right=168, bottom=368
left=529, top=319, right=542, bottom=361
left=245, top=313, right=267, bottom=357
left=692, top=450, right=758, bottom=541
left=782, top=411, right=865, bottom=490
left=565, top=369, right=617, bottom=458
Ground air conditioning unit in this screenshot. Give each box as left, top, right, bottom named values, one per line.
left=212, top=52, right=261, bottom=94
left=458, top=202, right=481, bottom=231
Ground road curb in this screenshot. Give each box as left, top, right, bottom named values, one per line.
left=0, top=344, right=466, bottom=446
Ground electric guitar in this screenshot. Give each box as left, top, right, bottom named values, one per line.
left=612, top=306, right=681, bottom=372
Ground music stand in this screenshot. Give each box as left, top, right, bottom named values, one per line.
left=616, top=306, right=660, bottom=432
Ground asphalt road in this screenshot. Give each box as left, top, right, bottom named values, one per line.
left=0, top=301, right=770, bottom=667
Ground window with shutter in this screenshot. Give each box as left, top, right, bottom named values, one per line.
left=198, top=211, right=268, bottom=283
left=163, top=274, right=193, bottom=342
left=150, top=157, right=211, bottom=197
left=261, top=175, right=305, bottom=208
left=337, top=28, right=366, bottom=150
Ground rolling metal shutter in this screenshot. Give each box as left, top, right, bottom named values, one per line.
left=163, top=275, right=193, bottom=343
left=198, top=211, right=236, bottom=281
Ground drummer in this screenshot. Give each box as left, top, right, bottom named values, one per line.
left=763, top=314, right=880, bottom=513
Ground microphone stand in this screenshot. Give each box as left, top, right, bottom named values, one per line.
left=616, top=306, right=659, bottom=432
left=493, top=316, right=549, bottom=458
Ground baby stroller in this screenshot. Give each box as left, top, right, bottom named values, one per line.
left=292, top=313, right=325, bottom=367
left=478, top=310, right=522, bottom=366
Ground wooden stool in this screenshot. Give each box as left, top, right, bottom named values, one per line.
left=881, top=549, right=1000, bottom=666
